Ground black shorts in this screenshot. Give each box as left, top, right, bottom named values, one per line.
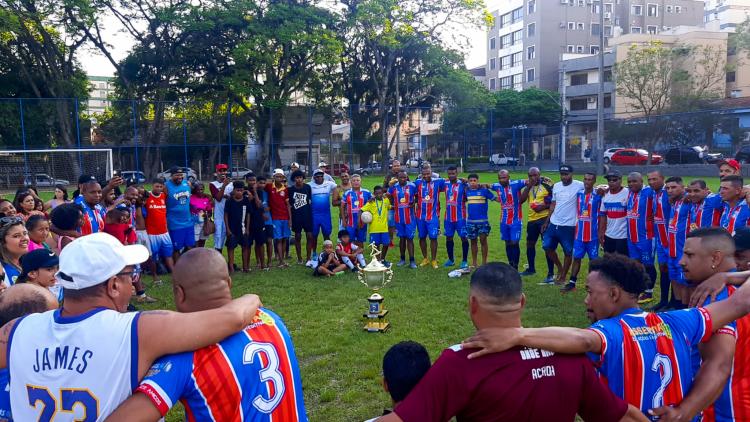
left=250, top=226, right=267, bottom=244
left=292, top=214, right=313, bottom=234
left=526, top=219, right=545, bottom=244
left=603, top=236, right=628, bottom=256
left=227, top=233, right=252, bottom=249
left=264, top=225, right=274, bottom=239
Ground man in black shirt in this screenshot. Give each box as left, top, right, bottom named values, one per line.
left=224, top=181, right=252, bottom=273
left=288, top=170, right=314, bottom=266
left=245, top=175, right=268, bottom=270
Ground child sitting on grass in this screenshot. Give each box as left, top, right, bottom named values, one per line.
left=314, top=240, right=347, bottom=276
left=336, top=229, right=366, bottom=271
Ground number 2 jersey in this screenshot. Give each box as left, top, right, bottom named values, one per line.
left=136, top=308, right=307, bottom=421
left=587, top=307, right=713, bottom=419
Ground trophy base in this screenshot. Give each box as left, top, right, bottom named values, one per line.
left=363, top=310, right=389, bottom=319
left=364, top=321, right=391, bottom=332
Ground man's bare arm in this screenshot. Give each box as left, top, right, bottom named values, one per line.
left=705, top=278, right=750, bottom=330
left=0, top=319, right=18, bottom=369
left=621, top=405, right=650, bottom=422
left=104, top=392, right=161, bottom=422
left=462, top=326, right=602, bottom=359
left=137, top=294, right=261, bottom=378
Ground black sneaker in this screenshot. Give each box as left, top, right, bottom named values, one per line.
left=560, top=282, right=576, bottom=293
left=519, top=270, right=536, bottom=277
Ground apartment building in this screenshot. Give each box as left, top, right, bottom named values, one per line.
left=87, top=76, right=115, bottom=115
left=485, top=0, right=704, bottom=92
left=704, top=0, right=750, bottom=31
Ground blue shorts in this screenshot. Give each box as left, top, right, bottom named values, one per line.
left=417, top=219, right=440, bottom=240
left=466, top=222, right=491, bottom=240
left=370, top=232, right=390, bottom=245
left=388, top=210, right=395, bottom=228
left=573, top=239, right=599, bottom=260
left=148, top=233, right=174, bottom=259
left=500, top=222, right=522, bottom=242
left=655, top=242, right=669, bottom=265
left=272, top=220, right=291, bottom=240
left=169, top=226, right=196, bottom=250
left=395, top=221, right=416, bottom=239
left=444, top=220, right=467, bottom=238
left=669, top=255, right=687, bottom=285
left=628, top=239, right=655, bottom=265
left=312, top=216, right=332, bottom=238
left=542, top=224, right=575, bottom=255
left=346, top=226, right=368, bottom=243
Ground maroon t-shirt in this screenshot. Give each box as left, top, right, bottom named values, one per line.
left=394, top=345, right=628, bottom=422
left=265, top=183, right=290, bottom=220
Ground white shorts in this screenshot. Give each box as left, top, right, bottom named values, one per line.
left=194, top=222, right=209, bottom=241
left=136, top=230, right=151, bottom=255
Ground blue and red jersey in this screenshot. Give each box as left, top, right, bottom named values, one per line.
left=690, top=194, right=723, bottom=229
left=668, top=197, right=692, bottom=259
left=653, top=189, right=671, bottom=248
left=342, top=189, right=372, bottom=227
left=388, top=183, right=416, bottom=224
left=79, top=200, right=106, bottom=235
left=720, top=201, right=750, bottom=235
left=465, top=188, right=496, bottom=223
left=626, top=187, right=654, bottom=242
left=443, top=181, right=467, bottom=222
left=587, top=307, right=713, bottom=416
left=414, top=178, right=445, bottom=222
left=575, top=191, right=602, bottom=242
left=136, top=308, right=307, bottom=421
left=491, top=180, right=527, bottom=225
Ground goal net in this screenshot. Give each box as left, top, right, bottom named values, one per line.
left=0, top=148, right=113, bottom=192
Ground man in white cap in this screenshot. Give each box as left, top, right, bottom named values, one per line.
left=316, top=162, right=336, bottom=183
left=287, top=162, right=301, bottom=185
left=0, top=232, right=261, bottom=421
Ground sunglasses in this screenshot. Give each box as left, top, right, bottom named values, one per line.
left=117, top=267, right=143, bottom=279
left=0, top=216, right=23, bottom=227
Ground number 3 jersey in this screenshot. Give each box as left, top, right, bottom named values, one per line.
left=9, top=307, right=140, bottom=421
left=136, top=308, right=307, bottom=422
left=587, top=307, right=713, bottom=420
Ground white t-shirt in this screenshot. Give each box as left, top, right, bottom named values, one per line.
left=599, top=188, right=629, bottom=239
left=550, top=180, right=584, bottom=226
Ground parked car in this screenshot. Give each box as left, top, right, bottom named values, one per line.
left=737, top=145, right=750, bottom=164
left=157, top=167, right=198, bottom=182
left=353, top=162, right=382, bottom=176
left=610, top=149, right=662, bottom=165
left=118, top=171, right=146, bottom=184
left=23, top=173, right=70, bottom=187
left=230, top=167, right=253, bottom=179
left=405, top=157, right=429, bottom=168
left=665, top=146, right=723, bottom=165
left=602, top=147, right=624, bottom=164
left=489, top=153, right=519, bottom=167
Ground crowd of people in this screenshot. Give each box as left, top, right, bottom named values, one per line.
left=0, top=157, right=750, bottom=421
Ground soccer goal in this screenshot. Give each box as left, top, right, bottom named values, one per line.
left=0, top=148, right=113, bottom=191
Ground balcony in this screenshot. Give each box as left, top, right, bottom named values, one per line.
left=567, top=107, right=614, bottom=122
left=565, top=81, right=615, bottom=97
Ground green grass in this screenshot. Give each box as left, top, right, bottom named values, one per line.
left=129, top=171, right=724, bottom=421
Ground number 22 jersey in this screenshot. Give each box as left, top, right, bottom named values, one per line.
left=137, top=308, right=307, bottom=421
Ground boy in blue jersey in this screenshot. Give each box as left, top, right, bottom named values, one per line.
left=106, top=248, right=307, bottom=422
left=465, top=174, right=495, bottom=269
left=164, top=167, right=195, bottom=261
left=462, top=253, right=750, bottom=421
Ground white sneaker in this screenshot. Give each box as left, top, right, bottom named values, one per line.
left=305, top=260, right=314, bottom=268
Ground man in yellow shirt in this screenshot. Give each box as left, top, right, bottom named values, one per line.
left=521, top=167, right=555, bottom=283
left=360, top=185, right=392, bottom=265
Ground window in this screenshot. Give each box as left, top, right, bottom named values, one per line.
left=604, top=70, right=612, bottom=81
left=632, top=5, right=642, bottom=15
left=527, top=68, right=536, bottom=82
left=512, top=7, right=523, bottom=22
left=501, top=13, right=511, bottom=27
left=647, top=4, right=658, bottom=16
left=571, top=73, right=588, bottom=85
left=512, top=52, right=523, bottom=66
left=528, top=0, right=536, bottom=13
left=501, top=55, right=511, bottom=69
left=666, top=5, right=672, bottom=12
left=501, top=34, right=512, bottom=48
left=568, top=22, right=576, bottom=30
left=675, top=6, right=681, bottom=13
left=591, top=45, right=600, bottom=54
left=513, top=74, right=523, bottom=90
left=577, top=22, right=585, bottom=30
left=576, top=45, right=585, bottom=53
left=490, top=78, right=496, bottom=90
left=591, top=23, right=601, bottom=35
left=528, top=23, right=536, bottom=37
left=513, top=30, right=523, bottom=44
left=604, top=25, right=613, bottom=36
left=604, top=2, right=613, bottom=12
left=570, top=98, right=589, bottom=111
left=500, top=76, right=512, bottom=90
left=647, top=25, right=657, bottom=34
left=604, top=95, right=612, bottom=108
left=727, top=71, right=737, bottom=82
left=490, top=58, right=496, bottom=69
left=592, top=4, right=600, bottom=13
left=527, top=45, right=536, bottom=59
left=567, top=45, right=575, bottom=53
left=615, top=17, right=620, bottom=25
left=578, top=0, right=585, bottom=6
left=490, top=37, right=496, bottom=49
left=631, top=26, right=642, bottom=34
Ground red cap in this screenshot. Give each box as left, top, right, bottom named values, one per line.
left=215, top=163, right=228, bottom=171
left=718, top=159, right=741, bottom=172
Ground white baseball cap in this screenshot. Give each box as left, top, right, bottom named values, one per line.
left=318, top=162, right=328, bottom=167
left=273, top=168, right=285, bottom=176
left=290, top=162, right=300, bottom=168
left=57, top=232, right=149, bottom=290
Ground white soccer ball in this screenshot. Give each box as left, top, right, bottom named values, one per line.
left=360, top=211, right=373, bottom=224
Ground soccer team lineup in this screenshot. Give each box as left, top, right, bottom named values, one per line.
left=3, top=158, right=750, bottom=421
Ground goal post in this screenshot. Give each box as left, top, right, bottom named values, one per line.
left=0, top=148, right=113, bottom=192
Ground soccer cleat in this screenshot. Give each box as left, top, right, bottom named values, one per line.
left=544, top=274, right=556, bottom=283
left=638, top=292, right=653, bottom=304
left=519, top=270, right=536, bottom=277
left=443, top=259, right=455, bottom=267
left=419, top=258, right=430, bottom=267
left=410, top=262, right=418, bottom=269
left=538, top=278, right=555, bottom=286
left=459, top=261, right=469, bottom=269
left=396, top=260, right=407, bottom=267
left=382, top=260, right=391, bottom=268
left=560, top=282, right=576, bottom=293
left=431, top=260, right=439, bottom=269
left=305, top=260, right=314, bottom=268
left=135, top=294, right=158, bottom=304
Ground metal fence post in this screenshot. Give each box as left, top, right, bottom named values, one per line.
left=18, top=99, right=29, bottom=177
left=131, top=100, right=140, bottom=174
left=307, top=106, right=313, bottom=171
left=488, top=109, right=494, bottom=157
left=348, top=105, right=354, bottom=169
left=182, top=101, right=189, bottom=169
left=74, top=98, right=82, bottom=171
left=227, top=100, right=233, bottom=173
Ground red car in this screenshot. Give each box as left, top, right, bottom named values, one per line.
left=610, top=149, right=662, bottom=165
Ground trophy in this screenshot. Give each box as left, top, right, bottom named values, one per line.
left=357, top=243, right=394, bottom=332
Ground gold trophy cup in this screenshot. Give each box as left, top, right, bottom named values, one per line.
left=357, top=243, right=394, bottom=332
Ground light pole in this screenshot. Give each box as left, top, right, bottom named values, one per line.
left=596, top=0, right=605, bottom=175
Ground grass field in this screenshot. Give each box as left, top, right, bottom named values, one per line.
left=123, top=170, right=724, bottom=421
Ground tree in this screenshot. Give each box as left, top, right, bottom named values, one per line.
left=731, top=17, right=750, bottom=58
left=493, top=88, right=561, bottom=128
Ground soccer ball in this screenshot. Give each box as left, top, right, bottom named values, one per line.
left=360, top=211, right=373, bottom=224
